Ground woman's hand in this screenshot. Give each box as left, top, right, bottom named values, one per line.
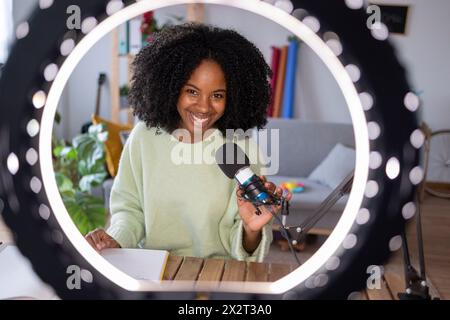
left=85, top=229, right=121, bottom=252
left=236, top=175, right=292, bottom=233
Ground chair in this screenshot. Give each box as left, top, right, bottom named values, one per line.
left=419, top=122, right=450, bottom=200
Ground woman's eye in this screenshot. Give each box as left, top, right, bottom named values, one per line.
left=212, top=93, right=224, bottom=99
left=187, top=89, right=198, bottom=95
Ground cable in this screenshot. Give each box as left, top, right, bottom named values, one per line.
left=263, top=200, right=302, bottom=267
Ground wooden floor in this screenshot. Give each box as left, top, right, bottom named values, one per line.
left=356, top=194, right=448, bottom=300
left=382, top=194, right=450, bottom=299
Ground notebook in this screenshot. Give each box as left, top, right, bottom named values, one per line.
left=100, top=248, right=170, bottom=281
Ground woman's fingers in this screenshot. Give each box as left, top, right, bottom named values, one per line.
left=285, top=189, right=293, bottom=201
left=89, top=230, right=103, bottom=250
left=85, top=229, right=119, bottom=251
left=85, top=234, right=98, bottom=251
left=264, top=182, right=276, bottom=194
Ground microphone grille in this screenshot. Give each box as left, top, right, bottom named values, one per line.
left=215, top=142, right=250, bottom=179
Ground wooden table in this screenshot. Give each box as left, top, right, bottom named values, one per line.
left=163, top=256, right=295, bottom=282
left=163, top=256, right=441, bottom=300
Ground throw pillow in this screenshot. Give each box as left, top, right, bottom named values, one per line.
left=91, top=114, right=133, bottom=178
left=308, top=143, right=355, bottom=189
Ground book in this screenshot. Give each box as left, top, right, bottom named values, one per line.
left=281, top=39, right=299, bottom=119
left=268, top=46, right=281, bottom=117
left=100, top=248, right=169, bottom=281
left=0, top=244, right=57, bottom=300
left=272, top=45, right=288, bottom=118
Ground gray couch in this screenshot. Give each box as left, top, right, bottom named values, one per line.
left=100, top=118, right=355, bottom=233
left=259, top=118, right=355, bottom=233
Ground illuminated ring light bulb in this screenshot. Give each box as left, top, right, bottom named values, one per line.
left=0, top=0, right=419, bottom=299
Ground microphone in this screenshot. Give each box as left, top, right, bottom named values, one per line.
left=215, top=142, right=281, bottom=207
left=215, top=142, right=301, bottom=266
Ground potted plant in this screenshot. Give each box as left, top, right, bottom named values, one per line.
left=53, top=124, right=109, bottom=235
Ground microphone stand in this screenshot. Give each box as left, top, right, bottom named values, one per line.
left=397, top=191, right=435, bottom=300
left=259, top=171, right=354, bottom=267
left=283, top=171, right=354, bottom=245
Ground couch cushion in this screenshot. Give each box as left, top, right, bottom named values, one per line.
left=308, top=143, right=355, bottom=189
left=257, top=118, right=355, bottom=177
left=268, top=175, right=349, bottom=212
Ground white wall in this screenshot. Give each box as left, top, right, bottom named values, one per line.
left=12, top=1, right=450, bottom=139
left=62, top=34, right=113, bottom=139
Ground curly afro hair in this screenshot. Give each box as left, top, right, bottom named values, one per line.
left=129, top=23, right=272, bottom=135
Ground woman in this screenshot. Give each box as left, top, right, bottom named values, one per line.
left=85, top=23, right=291, bottom=262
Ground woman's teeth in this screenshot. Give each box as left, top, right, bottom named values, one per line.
left=190, top=112, right=209, bottom=124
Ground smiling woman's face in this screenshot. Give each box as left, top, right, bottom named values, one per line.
left=177, top=59, right=227, bottom=140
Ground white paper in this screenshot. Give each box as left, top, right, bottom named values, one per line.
left=0, top=245, right=58, bottom=300
left=100, top=248, right=169, bottom=281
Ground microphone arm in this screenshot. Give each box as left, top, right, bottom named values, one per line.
left=283, top=171, right=354, bottom=245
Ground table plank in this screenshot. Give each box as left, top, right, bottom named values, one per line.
left=221, top=260, right=246, bottom=282
left=365, top=276, right=394, bottom=300
left=268, top=263, right=292, bottom=282
left=197, top=259, right=225, bottom=282
left=360, top=289, right=369, bottom=300
left=174, top=256, right=204, bottom=281
left=246, top=262, right=269, bottom=282
left=383, top=266, right=406, bottom=300
left=163, top=256, right=184, bottom=280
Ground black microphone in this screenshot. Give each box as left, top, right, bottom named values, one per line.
left=215, top=142, right=280, bottom=207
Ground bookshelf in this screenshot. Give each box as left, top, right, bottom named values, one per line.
left=111, top=29, right=134, bottom=125
left=109, top=4, right=204, bottom=126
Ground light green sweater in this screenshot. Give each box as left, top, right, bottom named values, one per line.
left=106, top=122, right=272, bottom=262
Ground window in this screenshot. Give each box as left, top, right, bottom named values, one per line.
left=0, top=0, right=13, bottom=64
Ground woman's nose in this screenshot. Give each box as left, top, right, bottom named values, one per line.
left=197, top=95, right=211, bottom=112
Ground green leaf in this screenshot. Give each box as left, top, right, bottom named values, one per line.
left=53, top=145, right=64, bottom=157
left=62, top=191, right=106, bottom=236
left=97, top=131, right=108, bottom=142
left=79, top=172, right=108, bottom=192
left=55, top=172, right=74, bottom=193
left=60, top=146, right=77, bottom=161
left=88, top=123, right=106, bottom=135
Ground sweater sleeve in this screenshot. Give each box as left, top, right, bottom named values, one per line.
left=106, top=130, right=145, bottom=248
left=228, top=136, right=273, bottom=262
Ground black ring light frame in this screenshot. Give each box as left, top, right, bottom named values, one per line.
left=0, top=0, right=421, bottom=300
